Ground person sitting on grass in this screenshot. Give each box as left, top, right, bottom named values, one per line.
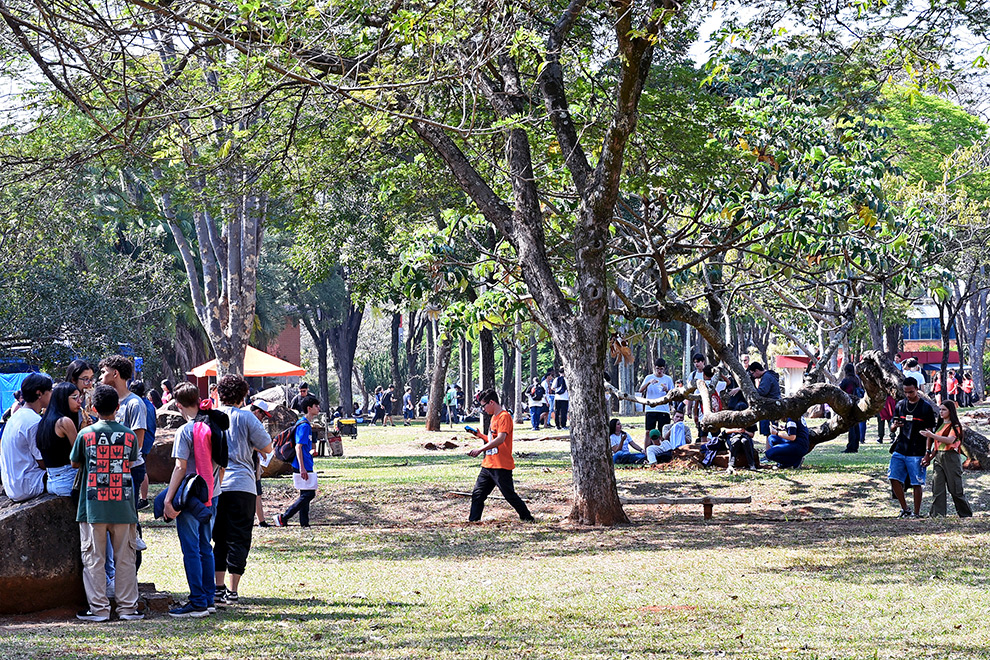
left=277, top=394, right=320, bottom=528
left=163, top=382, right=228, bottom=618
left=610, top=418, right=646, bottom=464
left=764, top=417, right=810, bottom=469
left=646, top=405, right=693, bottom=465
left=70, top=384, right=143, bottom=622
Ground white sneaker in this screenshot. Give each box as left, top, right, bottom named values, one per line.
left=135, top=537, right=148, bottom=552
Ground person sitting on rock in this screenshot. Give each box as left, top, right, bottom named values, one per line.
left=0, top=374, right=52, bottom=502
left=764, top=417, right=810, bottom=469
left=36, top=381, right=82, bottom=497
left=609, top=418, right=646, bottom=464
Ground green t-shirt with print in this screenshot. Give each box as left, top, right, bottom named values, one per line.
left=69, top=419, right=139, bottom=525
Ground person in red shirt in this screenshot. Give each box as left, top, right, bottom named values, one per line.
left=947, top=370, right=959, bottom=404
left=466, top=389, right=534, bottom=522
left=961, top=373, right=974, bottom=408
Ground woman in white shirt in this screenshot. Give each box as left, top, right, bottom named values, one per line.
left=609, top=418, right=645, bottom=464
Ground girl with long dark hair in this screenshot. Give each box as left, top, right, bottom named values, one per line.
left=921, top=400, right=973, bottom=517
left=161, top=379, right=175, bottom=404
left=66, top=359, right=96, bottom=429
left=37, top=382, right=82, bottom=496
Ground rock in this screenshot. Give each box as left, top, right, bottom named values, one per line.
left=442, top=441, right=459, bottom=450
left=261, top=457, right=293, bottom=478
left=0, top=494, right=86, bottom=615
left=267, top=404, right=299, bottom=434
left=424, top=442, right=438, bottom=450
left=145, top=439, right=176, bottom=484
left=253, top=385, right=288, bottom=407
left=157, top=409, right=185, bottom=430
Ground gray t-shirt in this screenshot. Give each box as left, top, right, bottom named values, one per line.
left=116, top=392, right=148, bottom=468
left=218, top=406, right=272, bottom=494
left=172, top=420, right=222, bottom=496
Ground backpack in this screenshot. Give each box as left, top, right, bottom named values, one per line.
left=193, top=408, right=229, bottom=468
left=532, top=385, right=545, bottom=401
left=273, top=420, right=304, bottom=463
left=555, top=376, right=567, bottom=395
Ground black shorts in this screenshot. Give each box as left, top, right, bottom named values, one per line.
left=256, top=479, right=263, bottom=496
left=645, top=412, right=670, bottom=432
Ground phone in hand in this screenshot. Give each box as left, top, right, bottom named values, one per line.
left=465, top=426, right=478, bottom=436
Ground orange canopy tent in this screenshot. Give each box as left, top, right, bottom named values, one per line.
left=187, top=345, right=306, bottom=378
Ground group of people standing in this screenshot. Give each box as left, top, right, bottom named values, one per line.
left=525, top=369, right=569, bottom=431
left=0, top=356, right=330, bottom=622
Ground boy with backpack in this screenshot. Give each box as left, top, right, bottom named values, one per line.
left=276, top=395, right=320, bottom=527
left=70, top=384, right=143, bottom=622
left=163, top=382, right=229, bottom=618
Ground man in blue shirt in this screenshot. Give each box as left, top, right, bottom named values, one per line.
left=276, top=395, right=319, bottom=527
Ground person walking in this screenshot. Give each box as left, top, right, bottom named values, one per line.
left=467, top=389, right=533, bottom=522
left=552, top=371, right=569, bottom=430
left=838, top=363, right=864, bottom=453
left=920, top=400, right=972, bottom=518
left=277, top=395, right=320, bottom=527
left=889, top=377, right=938, bottom=518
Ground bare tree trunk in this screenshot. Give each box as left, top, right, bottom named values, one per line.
left=328, top=303, right=363, bottom=412
left=500, top=339, right=515, bottom=416
left=390, top=312, right=402, bottom=415
left=426, top=334, right=452, bottom=431
left=529, top=331, right=537, bottom=381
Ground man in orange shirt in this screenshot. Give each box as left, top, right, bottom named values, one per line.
left=466, top=389, right=534, bottom=522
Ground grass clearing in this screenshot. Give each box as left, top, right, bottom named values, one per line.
left=3, top=415, right=989, bottom=659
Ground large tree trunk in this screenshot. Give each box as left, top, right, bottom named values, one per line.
left=328, top=303, right=363, bottom=412
left=426, top=334, right=452, bottom=431
left=480, top=328, right=496, bottom=433
left=500, top=339, right=515, bottom=416
left=390, top=312, right=403, bottom=415
left=315, top=330, right=330, bottom=412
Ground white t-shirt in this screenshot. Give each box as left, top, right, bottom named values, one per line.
left=0, top=407, right=45, bottom=502
left=610, top=432, right=635, bottom=452
left=640, top=374, right=675, bottom=413
left=904, top=367, right=925, bottom=386
left=660, top=421, right=692, bottom=452
left=553, top=376, right=569, bottom=401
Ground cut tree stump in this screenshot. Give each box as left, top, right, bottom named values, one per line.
left=621, top=495, right=752, bottom=520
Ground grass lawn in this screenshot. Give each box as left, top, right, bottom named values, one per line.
left=3, top=415, right=990, bottom=659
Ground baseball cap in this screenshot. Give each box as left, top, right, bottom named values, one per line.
left=649, top=429, right=661, bottom=439
left=250, top=400, right=272, bottom=417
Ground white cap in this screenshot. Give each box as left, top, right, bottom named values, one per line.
left=251, top=400, right=272, bottom=416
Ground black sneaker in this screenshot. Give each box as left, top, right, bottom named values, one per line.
left=214, top=585, right=228, bottom=604
left=258, top=520, right=270, bottom=528
left=226, top=590, right=238, bottom=603
left=898, top=509, right=913, bottom=518
left=76, top=609, right=109, bottom=622
left=136, top=498, right=150, bottom=511
left=169, top=602, right=209, bottom=618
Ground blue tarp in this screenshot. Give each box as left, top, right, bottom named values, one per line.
left=0, top=373, right=31, bottom=413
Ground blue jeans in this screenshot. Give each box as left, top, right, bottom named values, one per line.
left=176, top=501, right=217, bottom=608
left=613, top=451, right=646, bottom=464
left=765, top=436, right=806, bottom=468
left=529, top=407, right=542, bottom=430
left=46, top=464, right=77, bottom=496
left=130, top=464, right=146, bottom=510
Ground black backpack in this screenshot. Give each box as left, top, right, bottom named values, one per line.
left=555, top=376, right=567, bottom=395
left=273, top=420, right=304, bottom=463
left=532, top=385, right=545, bottom=400
left=194, top=409, right=230, bottom=468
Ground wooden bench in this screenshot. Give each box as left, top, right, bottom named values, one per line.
left=621, top=496, right=752, bottom=519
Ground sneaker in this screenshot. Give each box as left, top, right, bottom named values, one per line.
left=136, top=498, right=150, bottom=511
left=911, top=513, right=923, bottom=519
left=119, top=611, right=145, bottom=621
left=898, top=509, right=913, bottom=518
left=168, top=603, right=209, bottom=618
left=276, top=514, right=286, bottom=527
left=258, top=520, right=270, bottom=528
left=76, top=609, right=109, bottom=622
left=135, top=536, right=148, bottom=552
left=207, top=605, right=217, bottom=613
left=226, top=590, right=238, bottom=603
left=214, top=585, right=228, bottom=604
